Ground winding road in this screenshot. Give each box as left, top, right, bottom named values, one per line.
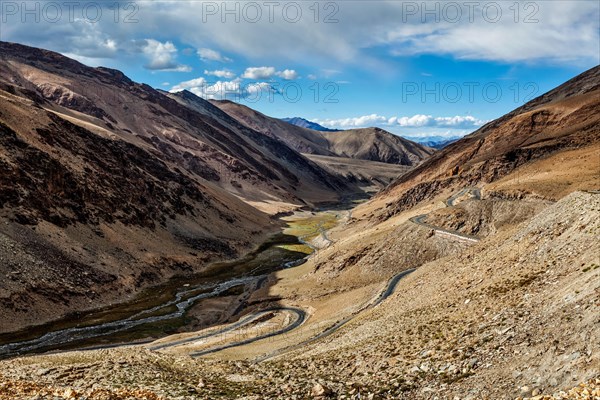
left=410, top=187, right=481, bottom=243
left=1, top=190, right=482, bottom=360
left=189, top=307, right=306, bottom=358
left=254, top=268, right=416, bottom=362
left=158, top=187, right=483, bottom=361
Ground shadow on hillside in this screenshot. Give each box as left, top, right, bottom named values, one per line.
left=0, top=232, right=307, bottom=359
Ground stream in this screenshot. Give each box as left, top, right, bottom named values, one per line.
left=0, top=204, right=354, bottom=359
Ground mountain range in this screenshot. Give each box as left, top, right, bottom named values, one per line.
left=0, top=41, right=598, bottom=400
left=0, top=40, right=431, bottom=331
left=281, top=117, right=462, bottom=149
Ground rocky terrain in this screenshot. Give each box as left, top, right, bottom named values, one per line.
left=0, top=41, right=420, bottom=335
left=316, top=127, right=434, bottom=166
left=213, top=100, right=434, bottom=166
left=0, top=190, right=597, bottom=399
left=0, top=43, right=598, bottom=400
left=304, top=154, right=412, bottom=190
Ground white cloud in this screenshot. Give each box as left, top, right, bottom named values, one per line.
left=316, top=114, right=487, bottom=130
left=432, top=115, right=486, bottom=128
left=241, top=67, right=299, bottom=80
left=142, top=39, right=191, bottom=71
left=198, top=48, right=232, bottom=63
left=275, top=69, right=299, bottom=80
left=170, top=77, right=278, bottom=100
left=2, top=1, right=596, bottom=78
left=245, top=82, right=279, bottom=97
left=316, top=114, right=388, bottom=129
left=204, top=69, right=236, bottom=79
left=383, top=2, right=599, bottom=63
left=170, top=77, right=207, bottom=92
left=168, top=65, right=193, bottom=72
left=242, top=66, right=276, bottom=80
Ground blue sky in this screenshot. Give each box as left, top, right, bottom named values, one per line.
left=1, top=0, right=598, bottom=138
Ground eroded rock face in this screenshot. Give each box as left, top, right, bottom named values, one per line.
left=0, top=42, right=316, bottom=332
left=37, top=83, right=116, bottom=123
left=0, top=118, right=209, bottom=228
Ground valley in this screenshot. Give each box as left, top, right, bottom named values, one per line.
left=0, top=205, right=347, bottom=359
left=0, top=40, right=598, bottom=400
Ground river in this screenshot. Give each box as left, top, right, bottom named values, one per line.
left=0, top=205, right=352, bottom=359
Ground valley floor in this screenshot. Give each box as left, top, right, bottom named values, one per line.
left=1, top=188, right=598, bottom=399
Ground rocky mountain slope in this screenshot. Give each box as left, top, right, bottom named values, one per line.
left=364, top=65, right=600, bottom=221
left=211, top=100, right=433, bottom=188
left=0, top=40, right=355, bottom=334
left=0, top=189, right=597, bottom=399
left=303, top=154, right=412, bottom=190
left=318, top=127, right=434, bottom=165
left=0, top=42, right=354, bottom=211
left=0, top=44, right=598, bottom=400
left=210, top=100, right=336, bottom=156
left=211, top=100, right=434, bottom=166
left=240, top=191, right=599, bottom=399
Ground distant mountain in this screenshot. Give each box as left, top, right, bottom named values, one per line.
left=212, top=101, right=434, bottom=166
left=318, top=127, right=435, bottom=165
left=281, top=117, right=458, bottom=150
left=281, top=117, right=340, bottom=132
left=403, top=135, right=462, bottom=149
left=208, top=100, right=336, bottom=156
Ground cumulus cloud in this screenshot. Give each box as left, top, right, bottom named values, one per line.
left=316, top=114, right=487, bottom=130
left=431, top=115, right=486, bottom=128
left=316, top=114, right=388, bottom=129
left=142, top=39, right=191, bottom=71
left=198, top=48, right=232, bottom=63
left=241, top=66, right=276, bottom=80
left=241, top=67, right=299, bottom=80
left=3, top=1, right=596, bottom=77
left=170, top=77, right=278, bottom=100
left=275, top=69, right=299, bottom=80
left=204, top=69, right=236, bottom=79
left=170, top=77, right=207, bottom=92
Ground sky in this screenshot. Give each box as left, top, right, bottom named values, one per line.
left=1, top=0, right=598, bottom=138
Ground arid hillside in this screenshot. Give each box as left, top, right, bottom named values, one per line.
left=210, top=100, right=336, bottom=156
left=211, top=99, right=433, bottom=188
left=360, top=65, right=600, bottom=221
left=0, top=40, right=360, bottom=334
left=0, top=45, right=598, bottom=400
left=304, top=154, right=412, bottom=190
left=0, top=41, right=354, bottom=212
left=317, top=127, right=434, bottom=165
